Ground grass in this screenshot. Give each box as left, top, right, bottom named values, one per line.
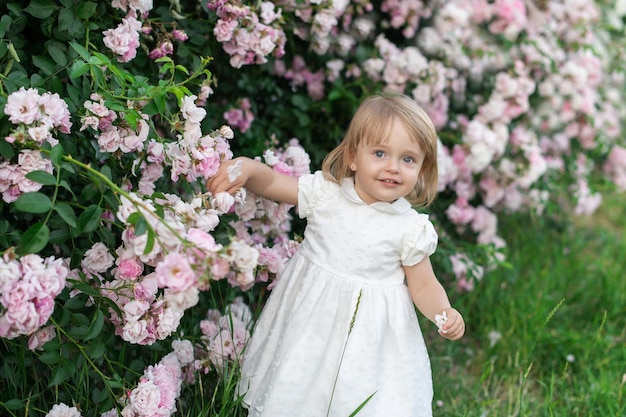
left=426, top=193, right=626, bottom=417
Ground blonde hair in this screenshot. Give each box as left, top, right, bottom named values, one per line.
left=321, top=93, right=439, bottom=207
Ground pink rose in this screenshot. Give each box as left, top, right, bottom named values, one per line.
left=116, top=257, right=144, bottom=280
left=4, top=87, right=41, bottom=125
left=129, top=380, right=161, bottom=415
left=28, top=325, right=56, bottom=351
left=82, top=242, right=115, bottom=273
left=155, top=253, right=196, bottom=292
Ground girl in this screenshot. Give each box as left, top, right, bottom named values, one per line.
left=208, top=93, right=465, bottom=417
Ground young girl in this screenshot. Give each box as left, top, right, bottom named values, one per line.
left=208, top=93, right=465, bottom=417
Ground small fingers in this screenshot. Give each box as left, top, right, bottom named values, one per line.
left=207, top=161, right=238, bottom=195
left=439, top=309, right=465, bottom=340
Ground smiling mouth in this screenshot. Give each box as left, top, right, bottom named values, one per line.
left=379, top=179, right=400, bottom=185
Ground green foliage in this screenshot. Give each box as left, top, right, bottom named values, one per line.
left=426, top=193, right=626, bottom=416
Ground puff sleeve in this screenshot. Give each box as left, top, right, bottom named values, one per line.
left=297, top=171, right=333, bottom=219
left=400, top=213, right=439, bottom=266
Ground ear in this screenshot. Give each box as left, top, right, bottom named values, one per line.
left=347, top=152, right=356, bottom=172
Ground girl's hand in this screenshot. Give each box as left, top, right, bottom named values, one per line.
left=207, top=157, right=299, bottom=205
left=207, top=157, right=249, bottom=196
left=437, top=308, right=465, bottom=341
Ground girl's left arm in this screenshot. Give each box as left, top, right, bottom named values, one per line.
left=404, top=258, right=465, bottom=340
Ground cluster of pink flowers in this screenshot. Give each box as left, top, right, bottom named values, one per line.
left=80, top=94, right=149, bottom=154
left=106, top=0, right=190, bottom=62
left=223, top=97, right=254, bottom=133
left=0, top=251, right=68, bottom=340
left=158, top=95, right=234, bottom=184
left=111, top=0, right=153, bottom=15
left=78, top=198, right=224, bottom=344
left=0, top=88, right=71, bottom=202
left=147, top=28, right=189, bottom=60
left=483, top=0, right=528, bottom=40
left=72, top=93, right=312, bottom=343
left=381, top=0, right=432, bottom=38
left=114, top=339, right=194, bottom=417
left=0, top=149, right=53, bottom=203
left=3, top=87, right=72, bottom=145
left=449, top=253, right=485, bottom=292
left=207, top=0, right=287, bottom=68
left=275, top=56, right=326, bottom=100
left=196, top=297, right=252, bottom=372
left=103, top=15, right=143, bottom=63
left=227, top=139, right=310, bottom=289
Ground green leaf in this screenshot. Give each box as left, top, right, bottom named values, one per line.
left=32, top=55, right=57, bottom=76
left=175, top=64, right=190, bottom=75
left=0, top=15, right=13, bottom=39
left=68, top=324, right=88, bottom=339
left=54, top=202, right=77, bottom=227
left=46, top=42, right=67, bottom=67
left=123, top=110, right=139, bottom=130
left=48, top=360, right=73, bottom=387
left=30, top=73, right=45, bottom=88
left=69, top=40, right=90, bottom=61
left=78, top=205, right=104, bottom=234
left=1, top=399, right=24, bottom=410
left=14, top=192, right=52, bottom=213
left=100, top=164, right=113, bottom=181
left=133, top=215, right=148, bottom=236
left=49, top=144, right=64, bottom=166
left=348, top=392, right=377, bottom=417
left=25, top=170, right=57, bottom=186
left=58, top=8, right=83, bottom=38
left=17, top=223, right=50, bottom=254
left=69, top=60, right=89, bottom=79
left=0, top=138, right=15, bottom=160
left=49, top=227, right=70, bottom=245
left=74, top=2, right=97, bottom=19
left=154, top=93, right=167, bottom=113
left=24, top=0, right=58, bottom=19
left=38, top=351, right=61, bottom=365
left=86, top=338, right=107, bottom=360
left=0, top=41, right=7, bottom=61
left=84, top=308, right=104, bottom=341
left=144, top=228, right=155, bottom=255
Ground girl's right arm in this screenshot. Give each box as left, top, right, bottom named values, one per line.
left=207, top=157, right=299, bottom=206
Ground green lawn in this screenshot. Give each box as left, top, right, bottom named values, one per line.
left=427, top=195, right=626, bottom=416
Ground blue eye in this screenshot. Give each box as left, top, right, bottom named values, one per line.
left=374, top=150, right=385, bottom=158
left=403, top=156, right=414, bottom=163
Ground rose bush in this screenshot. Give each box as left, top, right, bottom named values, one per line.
left=0, top=0, right=624, bottom=415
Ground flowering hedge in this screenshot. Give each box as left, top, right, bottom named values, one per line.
left=0, top=0, right=625, bottom=415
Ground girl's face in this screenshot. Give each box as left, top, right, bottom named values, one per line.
left=350, top=118, right=425, bottom=204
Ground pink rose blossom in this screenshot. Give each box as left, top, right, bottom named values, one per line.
left=82, top=242, right=115, bottom=274
left=155, top=253, right=196, bottom=291
left=3, top=87, right=41, bottom=125
left=103, top=16, right=142, bottom=63
left=130, top=380, right=162, bottom=415
left=28, top=325, right=56, bottom=351
left=45, top=403, right=82, bottom=417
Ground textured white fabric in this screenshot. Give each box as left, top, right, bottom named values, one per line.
left=238, top=171, right=438, bottom=417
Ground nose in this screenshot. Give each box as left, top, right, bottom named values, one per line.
left=385, top=158, right=399, bottom=172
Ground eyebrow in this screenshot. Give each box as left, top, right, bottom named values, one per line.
left=367, top=143, right=422, bottom=157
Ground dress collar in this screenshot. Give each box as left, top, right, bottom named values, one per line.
left=340, top=177, right=412, bottom=214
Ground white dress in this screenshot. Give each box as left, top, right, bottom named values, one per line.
left=238, top=171, right=439, bottom=417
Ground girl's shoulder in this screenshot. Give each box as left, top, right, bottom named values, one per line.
left=400, top=211, right=438, bottom=265
left=297, top=170, right=339, bottom=218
